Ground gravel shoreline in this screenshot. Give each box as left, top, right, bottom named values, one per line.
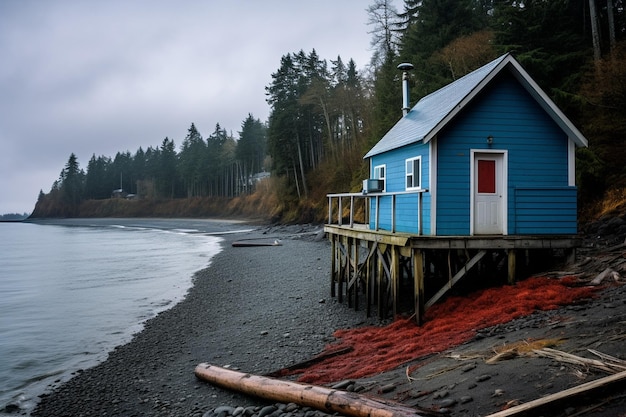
left=30, top=221, right=379, bottom=417
left=27, top=218, right=626, bottom=416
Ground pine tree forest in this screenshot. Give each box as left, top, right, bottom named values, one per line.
left=33, top=0, right=626, bottom=221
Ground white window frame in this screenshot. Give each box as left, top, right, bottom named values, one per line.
left=373, top=164, right=386, bottom=191
left=405, top=156, right=422, bottom=190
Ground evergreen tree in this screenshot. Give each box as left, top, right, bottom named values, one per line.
left=491, top=0, right=589, bottom=108
left=140, top=145, right=160, bottom=198
left=132, top=146, right=146, bottom=195
left=267, top=53, right=304, bottom=196
left=178, top=123, right=206, bottom=197
left=158, top=137, right=177, bottom=198
left=112, top=151, right=133, bottom=193
left=84, top=154, right=112, bottom=199
left=237, top=114, right=267, bottom=191
left=206, top=123, right=229, bottom=197
left=60, top=153, right=84, bottom=208
left=398, top=0, right=492, bottom=97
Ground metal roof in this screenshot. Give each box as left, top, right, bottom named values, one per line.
left=364, top=53, right=588, bottom=159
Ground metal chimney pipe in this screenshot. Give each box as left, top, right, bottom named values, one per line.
left=397, top=63, right=414, bottom=116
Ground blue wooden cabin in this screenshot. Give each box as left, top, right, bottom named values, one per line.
left=363, top=53, right=588, bottom=237
left=325, top=54, right=589, bottom=323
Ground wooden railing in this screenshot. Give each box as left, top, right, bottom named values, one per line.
left=326, top=189, right=427, bottom=235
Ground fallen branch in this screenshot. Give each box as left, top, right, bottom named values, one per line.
left=590, top=267, right=620, bottom=285
left=195, top=363, right=434, bottom=417
left=264, top=346, right=354, bottom=377
left=484, top=369, right=626, bottom=417
left=533, top=348, right=626, bottom=374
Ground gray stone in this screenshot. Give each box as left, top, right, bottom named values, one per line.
left=433, top=390, right=449, bottom=399
left=379, top=383, right=396, bottom=393
left=461, top=363, right=476, bottom=372
left=258, top=405, right=277, bottom=417
left=439, top=398, right=457, bottom=408
left=331, top=380, right=354, bottom=390
left=214, top=405, right=236, bottom=415
left=284, top=403, right=299, bottom=412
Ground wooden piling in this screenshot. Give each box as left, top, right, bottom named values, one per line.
left=325, top=225, right=581, bottom=326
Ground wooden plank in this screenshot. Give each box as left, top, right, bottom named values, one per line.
left=195, top=364, right=427, bottom=417
left=508, top=249, right=516, bottom=284
left=362, top=242, right=378, bottom=318
left=353, top=238, right=359, bottom=310
left=413, top=249, right=424, bottom=325
left=425, top=250, right=486, bottom=309
left=391, top=245, right=400, bottom=319
left=377, top=249, right=385, bottom=320
left=323, top=225, right=410, bottom=246
left=330, top=234, right=336, bottom=298
left=338, top=236, right=346, bottom=303
left=265, top=346, right=354, bottom=377
left=484, top=370, right=626, bottom=417
left=325, top=225, right=580, bottom=251
left=366, top=242, right=372, bottom=318
left=406, top=236, right=581, bottom=250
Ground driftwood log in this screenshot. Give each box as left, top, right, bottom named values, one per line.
left=194, top=363, right=427, bottom=417
left=232, top=239, right=282, bottom=247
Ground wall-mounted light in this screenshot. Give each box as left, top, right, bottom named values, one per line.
left=487, top=135, right=494, bottom=145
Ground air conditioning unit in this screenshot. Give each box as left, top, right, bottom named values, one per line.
left=362, top=179, right=384, bottom=194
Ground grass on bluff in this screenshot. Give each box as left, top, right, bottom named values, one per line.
left=581, top=187, right=626, bottom=223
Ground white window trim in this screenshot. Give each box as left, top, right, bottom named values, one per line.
left=374, top=164, right=386, bottom=191
left=405, top=156, right=422, bottom=190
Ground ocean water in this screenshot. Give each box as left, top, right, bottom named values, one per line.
left=0, top=220, right=230, bottom=415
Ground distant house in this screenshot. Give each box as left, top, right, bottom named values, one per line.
left=252, top=171, right=271, bottom=183
left=363, top=53, right=588, bottom=236
left=111, top=189, right=127, bottom=199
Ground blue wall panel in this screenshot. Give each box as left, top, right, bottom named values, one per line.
left=369, top=142, right=431, bottom=234
left=512, top=187, right=577, bottom=234
left=435, top=72, right=574, bottom=236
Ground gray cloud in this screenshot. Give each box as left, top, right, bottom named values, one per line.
left=0, top=0, right=388, bottom=214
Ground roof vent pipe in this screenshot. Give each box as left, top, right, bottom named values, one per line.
left=397, top=62, right=414, bottom=116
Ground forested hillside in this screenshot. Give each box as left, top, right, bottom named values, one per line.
left=32, top=0, right=626, bottom=223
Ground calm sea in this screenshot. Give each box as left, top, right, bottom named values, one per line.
left=0, top=219, right=242, bottom=416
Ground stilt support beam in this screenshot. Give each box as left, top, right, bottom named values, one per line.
left=413, top=249, right=424, bottom=325
left=508, top=249, right=516, bottom=285
left=425, top=250, right=486, bottom=309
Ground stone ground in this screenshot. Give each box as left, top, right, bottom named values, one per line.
left=23, top=217, right=626, bottom=417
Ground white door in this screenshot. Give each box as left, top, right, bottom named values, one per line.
left=473, top=153, right=504, bottom=235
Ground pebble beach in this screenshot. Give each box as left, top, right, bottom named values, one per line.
left=30, top=222, right=380, bottom=417
left=28, top=219, right=626, bottom=417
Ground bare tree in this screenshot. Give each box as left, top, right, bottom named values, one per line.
left=589, top=0, right=602, bottom=61
left=367, top=0, right=400, bottom=70
left=607, top=0, right=616, bottom=51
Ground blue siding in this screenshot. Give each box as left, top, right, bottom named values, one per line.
left=512, top=187, right=578, bottom=234
left=435, top=72, right=574, bottom=236
left=369, top=142, right=431, bottom=234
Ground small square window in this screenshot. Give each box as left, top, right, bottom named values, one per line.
left=406, top=157, right=421, bottom=189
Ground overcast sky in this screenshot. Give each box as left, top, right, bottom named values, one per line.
left=0, top=1, right=402, bottom=214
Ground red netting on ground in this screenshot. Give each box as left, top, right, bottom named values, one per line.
left=294, top=276, right=597, bottom=385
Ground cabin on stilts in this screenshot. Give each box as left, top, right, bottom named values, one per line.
left=325, top=53, right=589, bottom=324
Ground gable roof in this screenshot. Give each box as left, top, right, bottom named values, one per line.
left=364, top=53, right=588, bottom=159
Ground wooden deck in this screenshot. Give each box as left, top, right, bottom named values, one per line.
left=324, top=223, right=581, bottom=324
